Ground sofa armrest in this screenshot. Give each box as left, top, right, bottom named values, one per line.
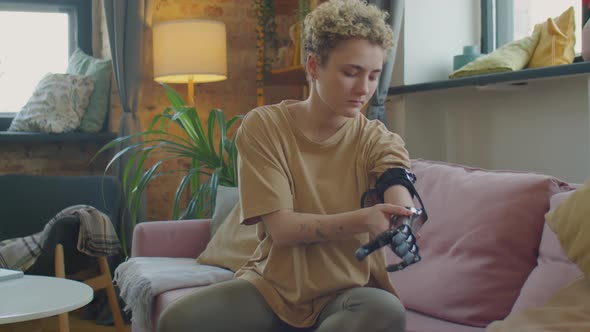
left=131, top=219, right=211, bottom=258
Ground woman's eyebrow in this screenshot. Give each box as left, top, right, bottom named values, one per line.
left=343, top=64, right=382, bottom=73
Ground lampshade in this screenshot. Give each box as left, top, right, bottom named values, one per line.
left=153, top=19, right=227, bottom=84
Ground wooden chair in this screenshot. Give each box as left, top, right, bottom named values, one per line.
left=0, top=174, right=128, bottom=332
left=54, top=244, right=126, bottom=332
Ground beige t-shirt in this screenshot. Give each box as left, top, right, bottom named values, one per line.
left=234, top=100, right=411, bottom=328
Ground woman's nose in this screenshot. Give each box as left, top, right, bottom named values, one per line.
left=355, top=77, right=370, bottom=95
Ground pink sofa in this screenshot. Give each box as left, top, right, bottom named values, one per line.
left=129, top=159, right=583, bottom=332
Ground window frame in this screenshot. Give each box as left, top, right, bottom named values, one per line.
left=0, top=0, right=91, bottom=124
left=481, top=0, right=585, bottom=54
left=481, top=0, right=515, bottom=53
left=481, top=0, right=494, bottom=54
left=388, top=1, right=590, bottom=95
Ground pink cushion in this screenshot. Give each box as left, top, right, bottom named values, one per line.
left=510, top=191, right=583, bottom=313
left=390, top=160, right=571, bottom=327
left=131, top=220, right=211, bottom=258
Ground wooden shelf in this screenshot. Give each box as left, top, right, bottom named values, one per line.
left=269, top=66, right=307, bottom=85
left=389, top=59, right=590, bottom=95
left=0, top=131, right=117, bottom=143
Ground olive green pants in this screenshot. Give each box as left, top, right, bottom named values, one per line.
left=157, top=279, right=405, bottom=332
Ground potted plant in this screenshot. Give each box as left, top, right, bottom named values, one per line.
left=96, top=83, right=242, bottom=229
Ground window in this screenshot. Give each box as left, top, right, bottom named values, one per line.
left=482, top=0, right=581, bottom=54
left=0, top=0, right=91, bottom=114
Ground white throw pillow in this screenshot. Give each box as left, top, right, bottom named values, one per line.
left=8, top=73, right=94, bottom=133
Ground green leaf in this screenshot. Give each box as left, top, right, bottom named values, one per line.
left=96, top=84, right=244, bottom=231
left=161, top=83, right=186, bottom=108
left=172, top=168, right=200, bottom=220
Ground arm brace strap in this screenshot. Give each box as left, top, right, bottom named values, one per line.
left=360, top=168, right=428, bottom=221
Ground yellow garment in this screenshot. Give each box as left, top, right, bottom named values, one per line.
left=486, top=277, right=590, bottom=332
left=545, top=180, right=590, bottom=278
left=527, top=6, right=576, bottom=68
left=234, top=100, right=410, bottom=328
left=449, top=27, right=540, bottom=79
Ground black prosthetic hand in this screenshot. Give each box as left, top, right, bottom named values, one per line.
left=357, top=168, right=428, bottom=272
left=355, top=207, right=426, bottom=272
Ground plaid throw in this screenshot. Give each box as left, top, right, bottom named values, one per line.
left=0, top=205, right=121, bottom=271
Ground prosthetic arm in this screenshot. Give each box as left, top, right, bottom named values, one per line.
left=356, top=168, right=428, bottom=272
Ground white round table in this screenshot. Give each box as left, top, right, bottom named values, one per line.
left=0, top=275, right=93, bottom=329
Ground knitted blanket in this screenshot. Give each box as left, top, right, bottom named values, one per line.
left=114, top=257, right=234, bottom=331
left=0, top=204, right=121, bottom=271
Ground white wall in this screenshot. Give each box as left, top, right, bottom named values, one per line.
left=403, top=0, right=480, bottom=84
left=388, top=78, right=590, bottom=184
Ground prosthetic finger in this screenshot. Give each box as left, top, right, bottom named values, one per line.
left=387, top=225, right=422, bottom=272
left=355, top=228, right=400, bottom=261
left=355, top=210, right=426, bottom=273
left=392, top=234, right=414, bottom=257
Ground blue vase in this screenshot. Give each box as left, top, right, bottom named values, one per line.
left=453, top=45, right=481, bottom=71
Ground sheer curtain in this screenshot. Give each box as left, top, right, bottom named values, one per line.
left=367, top=0, right=404, bottom=124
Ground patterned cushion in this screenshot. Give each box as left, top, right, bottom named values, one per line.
left=8, top=73, right=94, bottom=133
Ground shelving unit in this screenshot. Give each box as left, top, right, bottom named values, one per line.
left=257, top=0, right=320, bottom=106
left=269, top=65, right=307, bottom=85
left=389, top=60, right=590, bottom=95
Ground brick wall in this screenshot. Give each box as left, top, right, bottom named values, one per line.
left=0, top=0, right=113, bottom=178
left=101, top=0, right=268, bottom=221
left=0, top=141, right=108, bottom=175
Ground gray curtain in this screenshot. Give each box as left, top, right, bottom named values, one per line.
left=367, top=0, right=404, bottom=123
left=103, top=0, right=150, bottom=253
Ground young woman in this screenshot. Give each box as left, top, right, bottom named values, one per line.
left=158, top=1, right=414, bottom=331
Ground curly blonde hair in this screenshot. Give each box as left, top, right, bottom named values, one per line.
left=303, top=0, right=394, bottom=66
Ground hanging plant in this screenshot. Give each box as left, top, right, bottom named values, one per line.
left=296, top=0, right=310, bottom=23
left=254, top=0, right=280, bottom=104
left=294, top=0, right=311, bottom=65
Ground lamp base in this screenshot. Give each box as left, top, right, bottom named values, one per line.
left=187, top=78, right=195, bottom=106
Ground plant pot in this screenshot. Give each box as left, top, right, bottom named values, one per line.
left=453, top=45, right=481, bottom=71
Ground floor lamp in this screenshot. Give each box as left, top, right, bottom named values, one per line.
left=153, top=19, right=228, bottom=106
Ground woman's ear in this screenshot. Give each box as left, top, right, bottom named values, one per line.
left=306, top=53, right=318, bottom=80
